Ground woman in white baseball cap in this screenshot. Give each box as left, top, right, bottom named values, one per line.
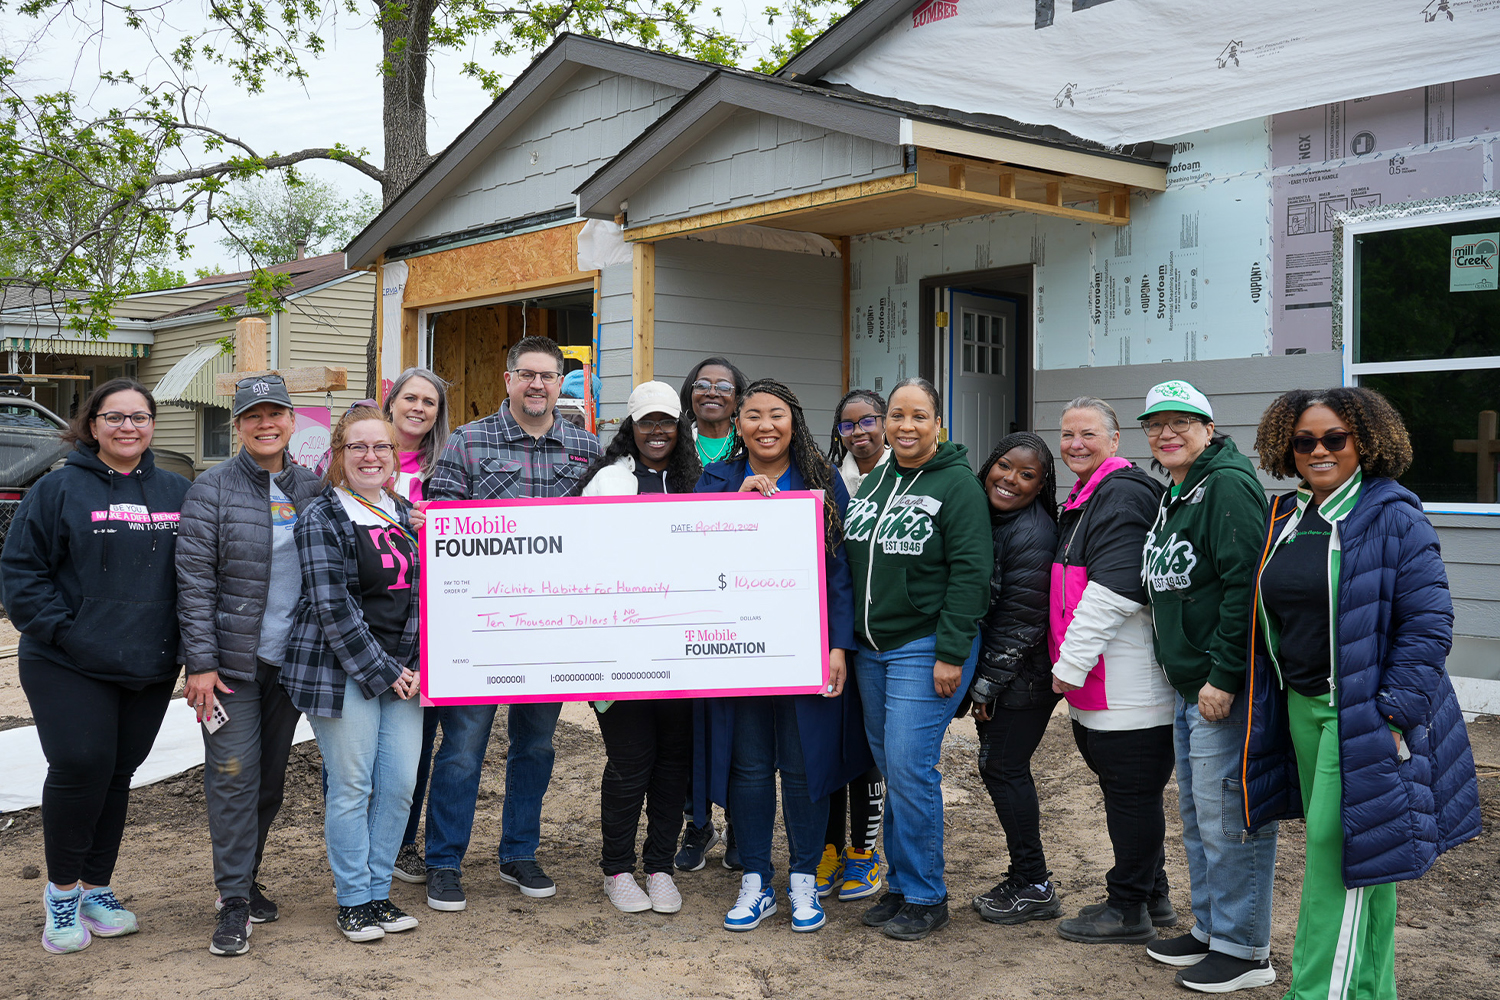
left=574, top=381, right=702, bottom=917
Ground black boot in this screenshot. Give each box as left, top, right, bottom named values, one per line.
left=1057, top=900, right=1156, bottom=944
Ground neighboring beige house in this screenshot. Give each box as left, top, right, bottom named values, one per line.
left=1, top=254, right=372, bottom=472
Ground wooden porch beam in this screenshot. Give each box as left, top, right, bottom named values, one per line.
left=919, top=150, right=1119, bottom=195
left=622, top=173, right=920, bottom=242
left=631, top=242, right=655, bottom=383
left=913, top=183, right=1129, bottom=227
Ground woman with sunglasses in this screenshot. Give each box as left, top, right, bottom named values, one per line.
left=176, top=375, right=324, bottom=956
left=813, top=389, right=891, bottom=903
left=280, top=406, right=425, bottom=944
left=695, top=378, right=870, bottom=934
left=1245, top=387, right=1479, bottom=1000
left=1, top=378, right=191, bottom=954
left=575, top=381, right=702, bottom=915
left=674, top=356, right=749, bottom=870
left=1133, top=381, right=1277, bottom=993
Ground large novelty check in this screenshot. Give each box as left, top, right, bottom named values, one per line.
left=419, top=492, right=830, bottom=704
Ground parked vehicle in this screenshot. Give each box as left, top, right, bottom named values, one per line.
left=0, top=378, right=71, bottom=550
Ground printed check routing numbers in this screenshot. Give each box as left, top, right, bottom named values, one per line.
left=419, top=492, right=831, bottom=704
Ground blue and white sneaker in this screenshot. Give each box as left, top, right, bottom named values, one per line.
left=788, top=873, right=826, bottom=932
left=42, top=883, right=91, bottom=954
left=79, top=885, right=138, bottom=937
left=723, top=873, right=777, bottom=932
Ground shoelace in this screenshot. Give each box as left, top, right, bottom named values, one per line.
left=48, top=892, right=80, bottom=927
left=733, top=882, right=766, bottom=909
left=85, top=889, right=126, bottom=912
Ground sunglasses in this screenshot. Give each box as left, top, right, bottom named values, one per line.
left=691, top=379, right=736, bottom=395
left=1292, top=432, right=1351, bottom=454
left=236, top=374, right=285, bottom=388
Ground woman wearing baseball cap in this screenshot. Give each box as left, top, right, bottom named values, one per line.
left=1136, top=381, right=1279, bottom=993
left=574, top=382, right=702, bottom=916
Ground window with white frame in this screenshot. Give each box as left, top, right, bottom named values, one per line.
left=1349, top=205, right=1500, bottom=510
left=202, top=406, right=232, bottom=460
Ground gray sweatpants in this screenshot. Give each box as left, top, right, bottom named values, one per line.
left=202, top=658, right=302, bottom=900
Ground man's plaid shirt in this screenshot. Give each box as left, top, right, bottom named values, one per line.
left=428, top=402, right=601, bottom=501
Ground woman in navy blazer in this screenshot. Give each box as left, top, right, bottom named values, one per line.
left=693, top=378, right=871, bottom=936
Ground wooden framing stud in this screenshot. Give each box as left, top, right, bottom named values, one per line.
left=631, top=242, right=655, bottom=383
left=1045, top=182, right=1062, bottom=207
left=948, top=164, right=967, bottom=191
left=998, top=173, right=1016, bottom=200
left=1113, top=187, right=1131, bottom=222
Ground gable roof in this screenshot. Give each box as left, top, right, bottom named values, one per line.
left=153, top=253, right=359, bottom=321
left=575, top=68, right=1166, bottom=222
left=344, top=34, right=721, bottom=269
left=776, top=0, right=913, bottom=83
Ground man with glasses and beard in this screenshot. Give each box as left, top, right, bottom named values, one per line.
left=418, top=336, right=601, bottom=911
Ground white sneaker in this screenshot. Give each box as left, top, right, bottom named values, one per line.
left=724, top=873, right=777, bottom=931
left=646, top=872, right=682, bottom=914
left=788, top=872, right=826, bottom=932
left=605, top=873, right=652, bottom=913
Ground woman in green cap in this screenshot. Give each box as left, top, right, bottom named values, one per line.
left=1137, top=380, right=1277, bottom=994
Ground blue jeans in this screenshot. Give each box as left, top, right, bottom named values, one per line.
left=307, top=675, right=422, bottom=906
left=726, top=696, right=828, bottom=882
left=1174, top=692, right=1279, bottom=960
left=853, top=633, right=979, bottom=906
left=423, top=702, right=563, bottom=870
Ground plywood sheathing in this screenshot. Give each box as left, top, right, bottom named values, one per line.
left=429, top=302, right=540, bottom=423
left=401, top=222, right=591, bottom=308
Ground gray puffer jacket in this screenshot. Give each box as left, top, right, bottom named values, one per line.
left=176, top=447, right=323, bottom=681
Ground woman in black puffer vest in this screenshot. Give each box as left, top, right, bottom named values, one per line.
left=966, top=432, right=1063, bottom=927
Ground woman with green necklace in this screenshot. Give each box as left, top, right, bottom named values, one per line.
left=680, top=357, right=748, bottom=469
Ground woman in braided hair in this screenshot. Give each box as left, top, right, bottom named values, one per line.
left=828, top=389, right=891, bottom=497
left=694, top=379, right=873, bottom=934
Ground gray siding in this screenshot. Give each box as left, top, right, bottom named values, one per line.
left=598, top=260, right=634, bottom=442
left=627, top=109, right=905, bottom=229
left=653, top=239, right=843, bottom=433
left=404, top=68, right=687, bottom=244
left=1034, top=351, right=1500, bottom=665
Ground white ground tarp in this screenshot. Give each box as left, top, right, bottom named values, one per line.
left=824, top=0, right=1500, bottom=147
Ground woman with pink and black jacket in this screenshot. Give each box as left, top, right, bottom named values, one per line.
left=1048, top=396, right=1175, bottom=946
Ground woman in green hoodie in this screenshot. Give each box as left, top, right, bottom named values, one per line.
left=844, top=377, right=991, bottom=942
left=1137, top=380, right=1278, bottom=994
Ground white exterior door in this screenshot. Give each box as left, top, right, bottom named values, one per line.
left=950, top=291, right=1016, bottom=470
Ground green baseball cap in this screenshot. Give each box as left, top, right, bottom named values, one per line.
left=1137, top=380, right=1213, bottom=421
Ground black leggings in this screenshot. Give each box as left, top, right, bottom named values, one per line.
left=823, top=766, right=885, bottom=853
left=596, top=699, right=693, bottom=876
left=975, top=690, right=1060, bottom=884
left=19, top=655, right=175, bottom=886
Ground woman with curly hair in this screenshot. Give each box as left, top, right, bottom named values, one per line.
left=1244, top=386, right=1480, bottom=1000
left=573, top=382, right=701, bottom=916
left=695, top=379, right=871, bottom=935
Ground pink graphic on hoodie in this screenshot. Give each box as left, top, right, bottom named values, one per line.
left=1049, top=456, right=1132, bottom=712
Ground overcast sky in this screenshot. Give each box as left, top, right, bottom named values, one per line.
left=2, top=1, right=779, bottom=277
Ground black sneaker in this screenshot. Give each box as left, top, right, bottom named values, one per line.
left=978, top=876, right=1061, bottom=925
left=368, top=898, right=419, bottom=933
left=1057, top=901, right=1156, bottom=944
left=882, top=900, right=951, bottom=941
left=208, top=897, right=252, bottom=956
left=1080, top=893, right=1177, bottom=927
left=393, top=843, right=427, bottom=884
left=1147, top=932, right=1212, bottom=967
left=1175, top=952, right=1276, bottom=993
left=248, top=881, right=278, bottom=923
left=337, top=903, right=385, bottom=943
left=971, top=873, right=1020, bottom=912
left=499, top=859, right=557, bottom=899
left=860, top=892, right=906, bottom=927
left=721, top=824, right=743, bottom=871
left=675, top=822, right=720, bottom=872
left=426, top=867, right=467, bottom=911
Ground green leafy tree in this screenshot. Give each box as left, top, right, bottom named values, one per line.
left=0, top=0, right=853, bottom=355
left=216, top=174, right=380, bottom=266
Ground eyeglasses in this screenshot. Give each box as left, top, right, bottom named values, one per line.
left=96, top=411, right=154, bottom=427
left=836, top=414, right=885, bottom=436
left=344, top=443, right=395, bottom=456
left=1141, top=416, right=1203, bottom=438
left=236, top=374, right=285, bottom=388
left=634, top=418, right=677, bottom=433
left=691, top=379, right=735, bottom=395
left=509, top=369, right=562, bottom=385
left=1292, top=432, right=1351, bottom=454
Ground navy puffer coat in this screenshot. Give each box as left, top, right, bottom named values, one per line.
left=1242, top=476, right=1481, bottom=888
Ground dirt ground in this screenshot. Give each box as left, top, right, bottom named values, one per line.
left=2, top=611, right=1498, bottom=1000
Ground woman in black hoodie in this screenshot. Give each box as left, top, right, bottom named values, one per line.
left=0, top=378, right=191, bottom=955
left=967, top=432, right=1062, bottom=927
